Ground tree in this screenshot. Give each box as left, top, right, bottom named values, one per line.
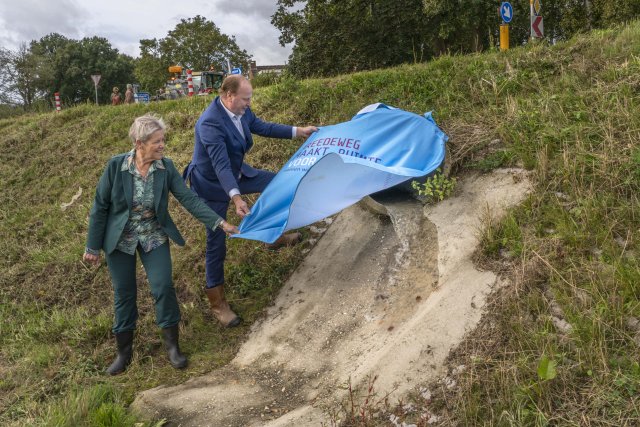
left=70, top=36, right=135, bottom=104
left=0, top=44, right=48, bottom=108
left=273, top=0, right=433, bottom=78
left=275, top=0, right=640, bottom=78
left=421, top=0, right=502, bottom=54
left=134, top=16, right=252, bottom=92
left=30, top=34, right=135, bottom=105
left=0, top=46, right=25, bottom=105
left=135, top=39, right=167, bottom=94
left=28, top=33, right=70, bottom=101
left=161, top=16, right=250, bottom=71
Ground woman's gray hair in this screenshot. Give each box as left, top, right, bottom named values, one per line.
left=128, top=114, right=166, bottom=144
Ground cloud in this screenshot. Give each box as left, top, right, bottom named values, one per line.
left=232, top=24, right=292, bottom=65
left=0, top=0, right=291, bottom=64
left=213, top=0, right=291, bottom=64
left=213, top=0, right=278, bottom=19
left=0, top=0, right=85, bottom=48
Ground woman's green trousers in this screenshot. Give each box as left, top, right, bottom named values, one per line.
left=105, top=242, right=180, bottom=333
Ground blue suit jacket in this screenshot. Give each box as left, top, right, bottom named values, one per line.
left=187, top=96, right=293, bottom=202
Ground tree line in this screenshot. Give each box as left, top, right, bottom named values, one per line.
left=1, top=2, right=639, bottom=114
left=0, top=16, right=249, bottom=113
left=272, top=0, right=640, bottom=78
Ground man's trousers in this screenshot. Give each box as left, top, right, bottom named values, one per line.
left=203, top=169, right=275, bottom=288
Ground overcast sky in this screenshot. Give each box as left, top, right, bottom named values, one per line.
left=0, top=0, right=293, bottom=65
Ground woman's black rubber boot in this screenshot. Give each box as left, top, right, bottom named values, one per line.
left=106, top=330, right=133, bottom=375
left=162, top=325, right=187, bottom=369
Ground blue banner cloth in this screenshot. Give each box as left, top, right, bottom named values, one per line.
left=233, top=103, right=448, bottom=243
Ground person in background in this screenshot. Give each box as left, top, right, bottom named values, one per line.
left=183, top=75, right=318, bottom=328
left=124, top=84, right=135, bottom=104
left=110, top=86, right=121, bottom=105
left=83, top=114, right=239, bottom=375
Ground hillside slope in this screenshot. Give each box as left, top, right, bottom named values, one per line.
left=131, top=168, right=531, bottom=426
left=1, top=22, right=640, bottom=426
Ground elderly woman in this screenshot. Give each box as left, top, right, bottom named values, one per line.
left=83, top=114, right=238, bottom=375
left=110, top=87, right=121, bottom=105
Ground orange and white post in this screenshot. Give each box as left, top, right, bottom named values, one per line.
left=54, top=92, right=62, bottom=112
left=187, top=69, right=194, bottom=96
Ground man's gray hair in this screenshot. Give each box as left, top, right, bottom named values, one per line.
left=129, top=114, right=166, bottom=144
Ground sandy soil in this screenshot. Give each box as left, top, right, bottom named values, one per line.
left=131, top=168, right=531, bottom=426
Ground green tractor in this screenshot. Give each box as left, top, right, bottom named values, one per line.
left=158, top=66, right=226, bottom=100
left=192, top=70, right=226, bottom=94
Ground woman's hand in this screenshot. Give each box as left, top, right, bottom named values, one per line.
left=220, top=221, right=240, bottom=235
left=83, top=252, right=101, bottom=266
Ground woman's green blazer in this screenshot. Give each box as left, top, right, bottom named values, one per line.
left=86, top=153, right=223, bottom=254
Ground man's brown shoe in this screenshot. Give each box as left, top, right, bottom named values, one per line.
left=205, top=285, right=241, bottom=328
left=266, top=232, right=302, bottom=250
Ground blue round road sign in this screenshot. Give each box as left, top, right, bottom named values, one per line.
left=500, top=2, right=513, bottom=23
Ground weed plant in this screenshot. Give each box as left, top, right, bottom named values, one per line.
left=411, top=169, right=457, bottom=203
left=1, top=21, right=640, bottom=426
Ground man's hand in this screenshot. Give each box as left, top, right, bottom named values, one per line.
left=296, top=125, right=318, bottom=139
left=232, top=194, right=250, bottom=218
left=220, top=220, right=240, bottom=235
left=83, top=252, right=101, bottom=266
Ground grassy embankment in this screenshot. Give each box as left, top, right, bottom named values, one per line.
left=1, top=21, right=639, bottom=426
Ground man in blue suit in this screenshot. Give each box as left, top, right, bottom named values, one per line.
left=185, top=75, right=317, bottom=327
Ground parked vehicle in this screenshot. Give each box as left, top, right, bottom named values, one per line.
left=155, top=66, right=226, bottom=100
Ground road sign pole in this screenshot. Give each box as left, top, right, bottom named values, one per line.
left=530, top=0, right=544, bottom=39
left=500, top=24, right=510, bottom=51
left=91, top=74, right=101, bottom=105
left=530, top=0, right=535, bottom=40
left=499, top=2, right=513, bottom=51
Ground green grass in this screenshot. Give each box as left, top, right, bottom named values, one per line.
left=2, top=21, right=640, bottom=426
left=0, top=94, right=307, bottom=426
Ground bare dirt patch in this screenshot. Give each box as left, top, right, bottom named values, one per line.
left=132, top=168, right=531, bottom=426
